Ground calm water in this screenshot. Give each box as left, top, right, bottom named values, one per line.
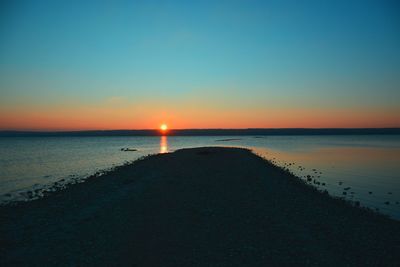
left=0, top=135, right=399, bottom=219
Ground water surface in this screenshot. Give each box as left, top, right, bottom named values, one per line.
left=0, top=135, right=399, bottom=219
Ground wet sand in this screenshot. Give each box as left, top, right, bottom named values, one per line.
left=1, top=147, right=399, bottom=266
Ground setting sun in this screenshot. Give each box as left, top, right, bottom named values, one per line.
left=160, top=124, right=168, bottom=131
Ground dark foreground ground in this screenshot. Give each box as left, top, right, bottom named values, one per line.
left=1, top=147, right=400, bottom=266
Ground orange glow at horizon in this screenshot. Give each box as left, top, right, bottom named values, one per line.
left=0, top=104, right=399, bottom=131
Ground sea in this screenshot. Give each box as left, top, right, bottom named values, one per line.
left=0, top=135, right=399, bottom=219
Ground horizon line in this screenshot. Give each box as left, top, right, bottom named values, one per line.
left=1, top=127, right=400, bottom=133
left=1, top=128, right=400, bottom=138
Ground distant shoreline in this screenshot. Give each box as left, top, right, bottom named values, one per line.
left=1, top=127, right=400, bottom=137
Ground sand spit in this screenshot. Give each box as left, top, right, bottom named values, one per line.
left=1, top=147, right=399, bottom=266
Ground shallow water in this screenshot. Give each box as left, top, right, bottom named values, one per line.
left=0, top=135, right=399, bottom=219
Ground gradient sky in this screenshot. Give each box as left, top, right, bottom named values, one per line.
left=1, top=0, right=399, bottom=130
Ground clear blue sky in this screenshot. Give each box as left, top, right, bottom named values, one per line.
left=1, top=0, right=399, bottom=129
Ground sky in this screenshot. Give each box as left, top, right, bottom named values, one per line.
left=0, top=0, right=399, bottom=130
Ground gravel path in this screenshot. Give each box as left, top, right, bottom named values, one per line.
left=1, top=147, right=399, bottom=266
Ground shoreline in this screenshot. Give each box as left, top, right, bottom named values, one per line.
left=1, top=147, right=399, bottom=266
left=2, top=128, right=400, bottom=137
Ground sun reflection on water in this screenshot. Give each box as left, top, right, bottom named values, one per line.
left=160, top=135, right=168, bottom=153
